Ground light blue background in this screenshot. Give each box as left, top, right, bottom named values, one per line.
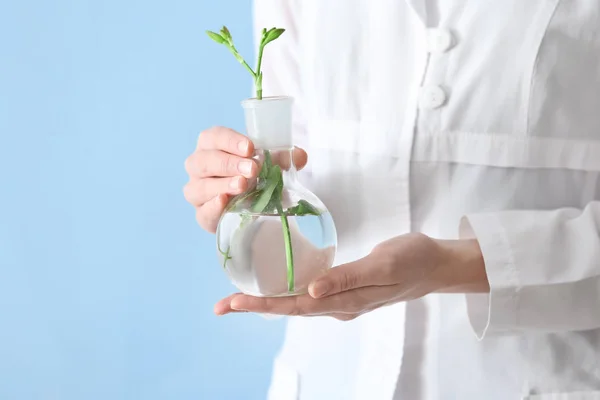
left=0, top=1, right=286, bottom=399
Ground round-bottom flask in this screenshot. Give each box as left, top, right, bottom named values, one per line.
left=215, top=97, right=337, bottom=297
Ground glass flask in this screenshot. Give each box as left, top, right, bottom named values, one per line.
left=216, top=96, right=337, bottom=297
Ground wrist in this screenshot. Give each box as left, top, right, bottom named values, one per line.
left=432, top=238, right=490, bottom=293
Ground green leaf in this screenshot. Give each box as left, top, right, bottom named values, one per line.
left=226, top=187, right=259, bottom=212
left=220, top=26, right=232, bottom=41
left=286, top=200, right=321, bottom=216
left=263, top=28, right=285, bottom=45
left=258, top=150, right=273, bottom=180
left=206, top=30, right=227, bottom=44
left=228, top=151, right=275, bottom=212
left=266, top=169, right=284, bottom=212
left=251, top=165, right=282, bottom=213
left=251, top=181, right=277, bottom=213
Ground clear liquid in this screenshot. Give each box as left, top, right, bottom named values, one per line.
left=216, top=211, right=337, bottom=297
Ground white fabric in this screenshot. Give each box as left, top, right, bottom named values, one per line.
left=426, top=28, right=454, bottom=53
left=254, top=0, right=600, bottom=399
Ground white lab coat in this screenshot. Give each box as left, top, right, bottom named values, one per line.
left=254, top=1, right=600, bottom=399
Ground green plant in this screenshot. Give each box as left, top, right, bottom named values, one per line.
left=207, top=26, right=320, bottom=293
left=206, top=26, right=285, bottom=100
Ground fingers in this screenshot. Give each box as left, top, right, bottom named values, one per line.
left=216, top=295, right=282, bottom=319
left=195, top=194, right=229, bottom=233
left=214, top=293, right=246, bottom=315
left=185, top=150, right=258, bottom=179
left=195, top=127, right=307, bottom=172
left=266, top=147, right=308, bottom=171
left=184, top=176, right=247, bottom=207
left=308, top=256, right=392, bottom=299
left=228, top=285, right=400, bottom=316
left=187, top=126, right=309, bottom=235
left=229, top=294, right=330, bottom=316
left=197, top=126, right=254, bottom=157
left=217, top=294, right=340, bottom=320
left=217, top=292, right=357, bottom=321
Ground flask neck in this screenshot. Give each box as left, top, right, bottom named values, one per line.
left=255, top=148, right=299, bottom=183
left=242, top=96, right=293, bottom=149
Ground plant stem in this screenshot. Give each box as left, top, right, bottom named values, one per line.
left=256, top=44, right=265, bottom=79
left=255, top=73, right=263, bottom=100
left=227, top=44, right=256, bottom=79
left=255, top=43, right=265, bottom=99
left=241, top=60, right=256, bottom=78
left=217, top=242, right=232, bottom=269
left=277, top=204, right=294, bottom=292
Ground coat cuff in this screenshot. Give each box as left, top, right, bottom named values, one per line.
left=459, top=214, right=521, bottom=339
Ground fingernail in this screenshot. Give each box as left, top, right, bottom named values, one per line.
left=309, top=280, right=331, bottom=298
left=238, top=140, right=249, bottom=153
left=229, top=176, right=242, bottom=190
left=238, top=160, right=252, bottom=176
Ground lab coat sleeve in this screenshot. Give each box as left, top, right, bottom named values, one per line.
left=459, top=201, right=600, bottom=339
left=253, top=0, right=309, bottom=153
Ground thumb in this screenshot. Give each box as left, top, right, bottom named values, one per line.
left=293, top=146, right=308, bottom=171
left=308, top=260, right=369, bottom=299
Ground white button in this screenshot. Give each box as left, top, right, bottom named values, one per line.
left=427, top=28, right=454, bottom=53
left=419, top=85, right=447, bottom=109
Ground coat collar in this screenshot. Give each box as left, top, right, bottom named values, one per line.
left=405, top=0, right=427, bottom=26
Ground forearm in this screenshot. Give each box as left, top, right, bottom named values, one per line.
left=456, top=201, right=600, bottom=337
